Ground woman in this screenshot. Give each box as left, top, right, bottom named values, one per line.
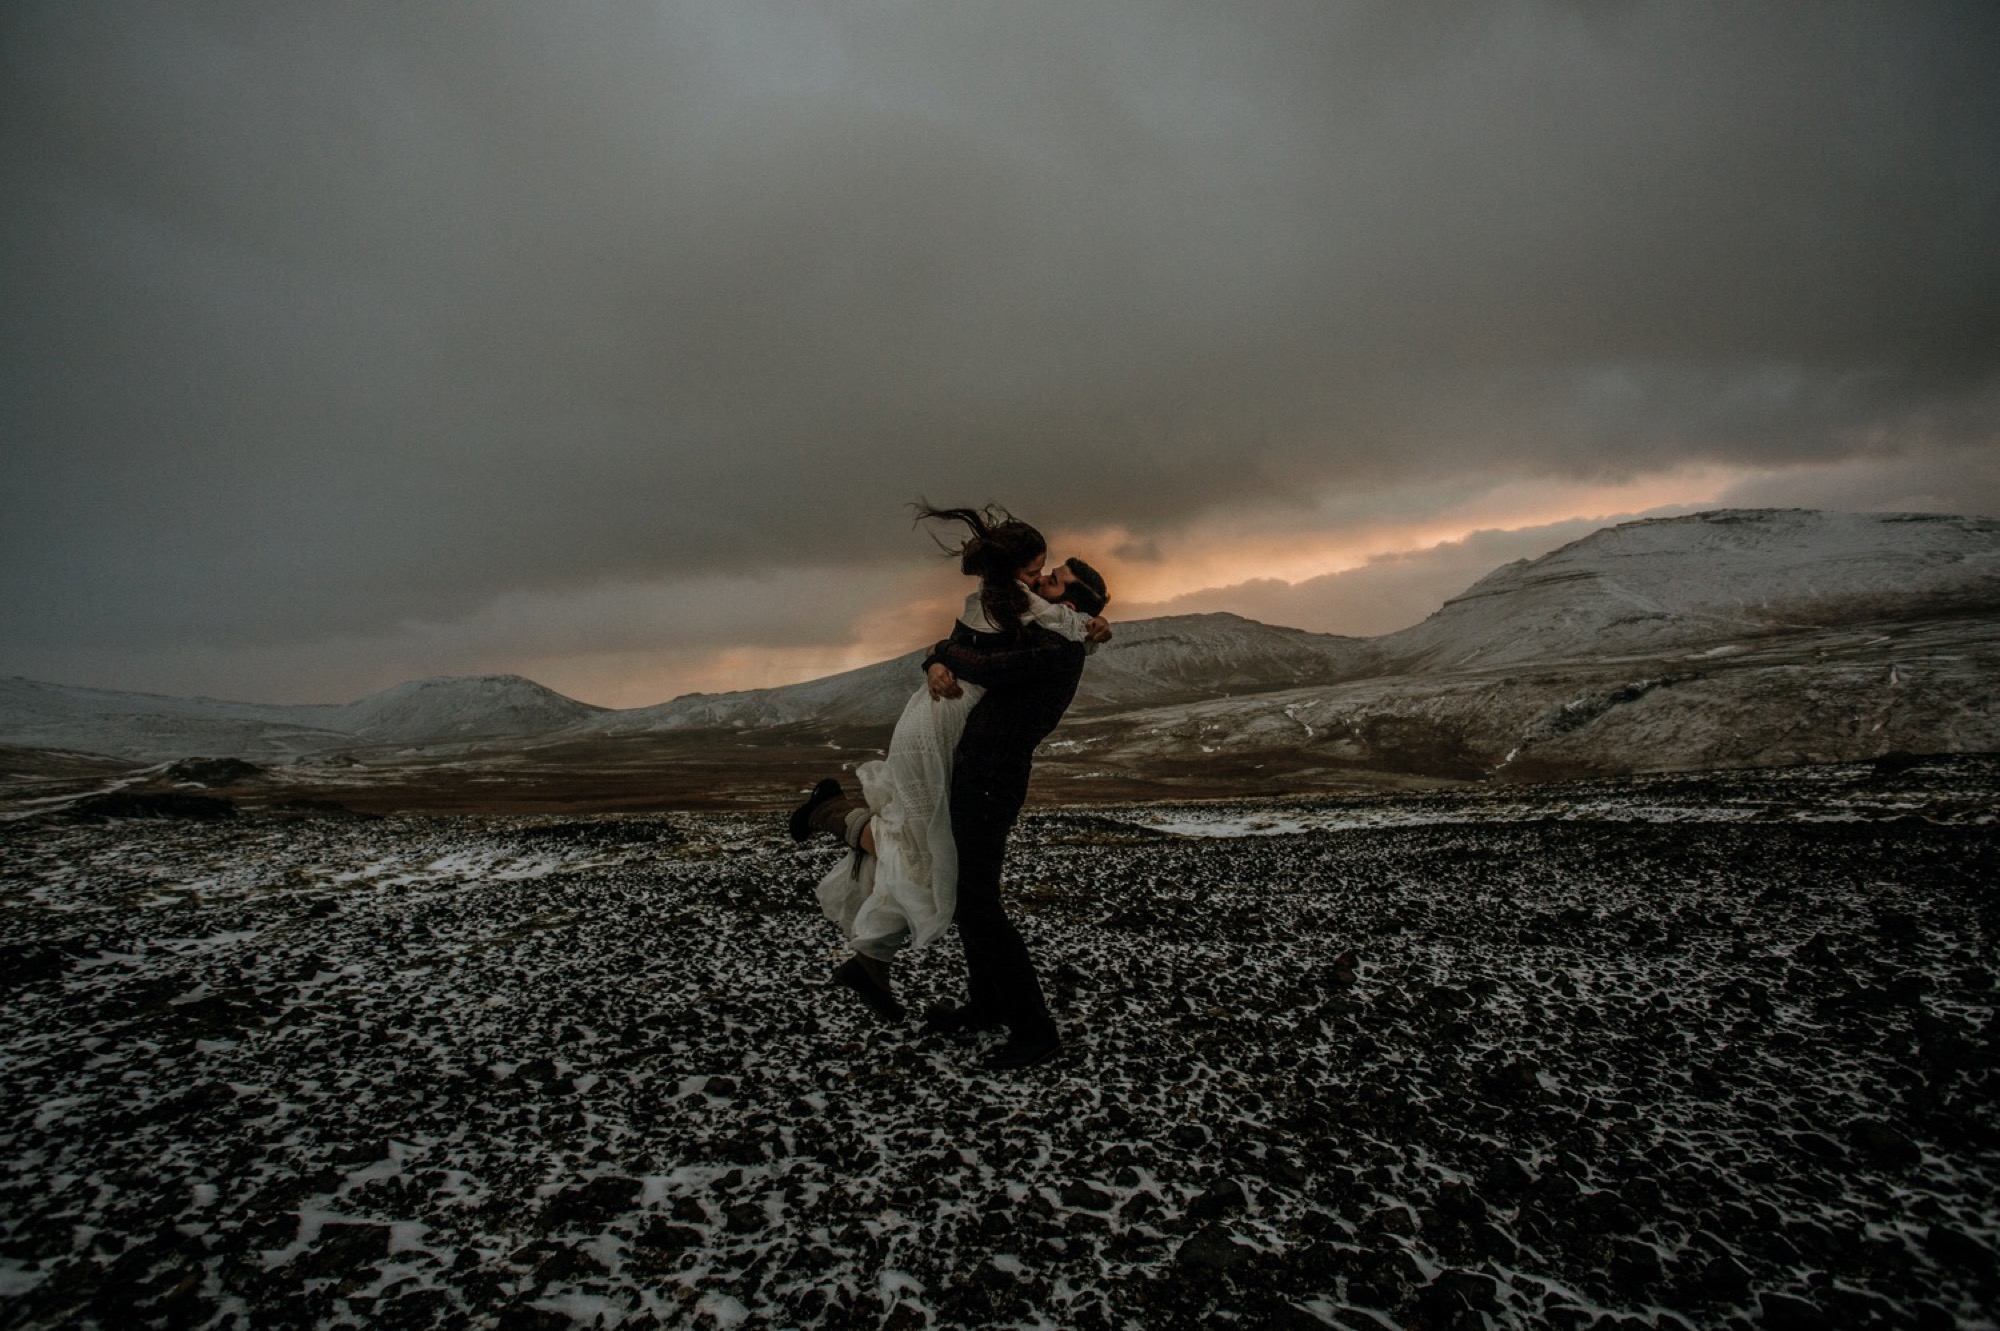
left=790, top=504, right=1108, bottom=1023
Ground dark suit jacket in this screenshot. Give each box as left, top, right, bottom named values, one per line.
left=922, top=622, right=1086, bottom=838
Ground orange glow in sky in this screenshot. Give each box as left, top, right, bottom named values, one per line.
left=521, top=588, right=967, bottom=708
left=530, top=465, right=1756, bottom=707
left=1048, top=465, right=1751, bottom=605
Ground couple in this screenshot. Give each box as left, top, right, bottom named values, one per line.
left=789, top=503, right=1110, bottom=1071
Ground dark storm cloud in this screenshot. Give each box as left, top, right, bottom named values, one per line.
left=3, top=1, right=1996, bottom=680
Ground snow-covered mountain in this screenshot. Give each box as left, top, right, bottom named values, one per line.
left=585, top=653, right=929, bottom=736
left=1076, top=614, right=1369, bottom=706
left=333, top=675, right=603, bottom=745
left=594, top=509, right=1997, bottom=738
left=0, top=675, right=600, bottom=762
left=3, top=509, right=1994, bottom=780
left=584, top=614, right=1367, bottom=736
left=0, top=623, right=1367, bottom=760
left=0, top=678, right=353, bottom=761
left=1050, top=617, right=2000, bottom=788
left=1041, top=510, right=2000, bottom=784
left=1368, top=509, right=2000, bottom=674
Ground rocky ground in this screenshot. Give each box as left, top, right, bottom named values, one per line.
left=1, top=758, right=1995, bottom=1330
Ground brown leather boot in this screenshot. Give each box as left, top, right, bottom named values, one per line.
left=792, top=778, right=867, bottom=849
left=832, top=955, right=905, bottom=1023
left=810, top=796, right=869, bottom=848
left=788, top=778, right=847, bottom=843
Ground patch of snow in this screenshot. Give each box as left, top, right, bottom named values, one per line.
left=695, top=1292, right=751, bottom=1326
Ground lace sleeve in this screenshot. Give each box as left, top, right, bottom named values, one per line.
left=1024, top=590, right=1091, bottom=642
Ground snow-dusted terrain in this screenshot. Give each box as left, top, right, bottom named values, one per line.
left=1363, top=509, right=2000, bottom=675
left=0, top=676, right=600, bottom=765
left=2, top=759, right=1994, bottom=1329
left=1045, top=615, right=2000, bottom=790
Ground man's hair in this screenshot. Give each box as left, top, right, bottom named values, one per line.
left=1058, top=556, right=1109, bottom=617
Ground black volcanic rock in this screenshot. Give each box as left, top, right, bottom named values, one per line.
left=1432, top=1180, right=1485, bottom=1223
left=1186, top=1179, right=1248, bottom=1220
left=164, top=757, right=265, bottom=785
left=1479, top=1156, right=1534, bottom=1196
left=1692, top=1252, right=1754, bottom=1303
left=1, top=764, right=1995, bottom=1329
left=293, top=1222, right=389, bottom=1277
left=1060, top=1180, right=1116, bottom=1212
left=67, top=791, right=235, bottom=820
left=543, top=1175, right=642, bottom=1225
left=1176, top=1223, right=1253, bottom=1272
left=1845, top=1117, right=1921, bottom=1168
left=1923, top=1223, right=1995, bottom=1272
left=515, top=819, right=678, bottom=847
left=633, top=1218, right=699, bottom=1252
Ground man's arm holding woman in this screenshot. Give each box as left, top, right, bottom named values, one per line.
left=922, top=623, right=1088, bottom=700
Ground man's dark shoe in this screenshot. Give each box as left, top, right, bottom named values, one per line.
left=920, top=1002, right=1003, bottom=1037
left=831, top=956, right=906, bottom=1023
left=983, top=1027, right=1061, bottom=1071
left=788, top=779, right=845, bottom=843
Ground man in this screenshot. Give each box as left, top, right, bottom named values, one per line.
left=920, top=556, right=1110, bottom=1070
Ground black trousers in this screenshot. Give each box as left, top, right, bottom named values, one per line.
left=949, top=754, right=1055, bottom=1038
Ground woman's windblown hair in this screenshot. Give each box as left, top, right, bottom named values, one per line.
left=911, top=501, right=1046, bottom=634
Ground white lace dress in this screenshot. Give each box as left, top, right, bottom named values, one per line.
left=816, top=590, right=1093, bottom=959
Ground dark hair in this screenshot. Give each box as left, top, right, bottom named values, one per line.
left=911, top=501, right=1046, bottom=634
left=1058, top=556, right=1109, bottom=617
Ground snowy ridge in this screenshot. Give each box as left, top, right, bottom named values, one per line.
left=0, top=678, right=354, bottom=761
left=1073, top=614, right=1367, bottom=706
left=0, top=674, right=600, bottom=762
left=585, top=652, right=932, bottom=736
left=584, top=615, right=1367, bottom=738
left=602, top=510, right=1999, bottom=743
left=3, top=509, right=1995, bottom=771
left=1054, top=618, right=2000, bottom=785
left=1369, top=509, right=2000, bottom=673
left=332, top=675, right=604, bottom=745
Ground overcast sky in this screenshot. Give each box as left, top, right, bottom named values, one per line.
left=4, top=2, right=1996, bottom=705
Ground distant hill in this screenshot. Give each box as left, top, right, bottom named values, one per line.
left=1366, top=509, right=2000, bottom=674
left=591, top=508, right=1998, bottom=738
left=584, top=613, right=1369, bottom=736
left=0, top=679, right=351, bottom=762
left=3, top=510, right=1994, bottom=783
left=0, top=675, right=601, bottom=762
left=0, top=619, right=1368, bottom=760
left=333, top=675, right=604, bottom=745
left=1048, top=510, right=2000, bottom=785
